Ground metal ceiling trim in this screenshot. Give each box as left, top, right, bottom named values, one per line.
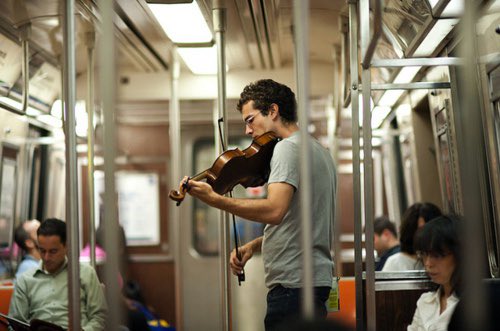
left=114, top=3, right=169, bottom=70
left=259, top=0, right=275, bottom=69
left=247, top=0, right=267, bottom=68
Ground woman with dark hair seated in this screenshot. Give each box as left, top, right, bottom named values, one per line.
left=382, top=202, right=442, bottom=271
left=407, top=215, right=461, bottom=331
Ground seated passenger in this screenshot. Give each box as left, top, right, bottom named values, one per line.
left=408, top=215, right=461, bottom=331
left=13, top=219, right=41, bottom=278
left=372, top=216, right=400, bottom=271
left=123, top=280, right=173, bottom=331
left=382, top=202, right=442, bottom=271
left=8, top=218, right=107, bottom=330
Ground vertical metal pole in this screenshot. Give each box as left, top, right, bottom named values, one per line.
left=19, top=23, right=31, bottom=222
left=349, top=2, right=364, bottom=330
left=213, top=2, right=231, bottom=330
left=20, top=23, right=30, bottom=113
left=85, top=31, right=97, bottom=269
left=328, top=48, right=343, bottom=277
left=99, top=0, right=121, bottom=329
left=340, top=16, right=348, bottom=110
left=330, top=46, right=340, bottom=156
left=360, top=0, right=376, bottom=330
left=169, top=46, right=183, bottom=331
left=62, top=1, right=81, bottom=330
left=457, top=2, right=486, bottom=330
left=293, top=0, right=314, bottom=319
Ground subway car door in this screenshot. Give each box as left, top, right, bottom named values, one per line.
left=176, top=119, right=267, bottom=331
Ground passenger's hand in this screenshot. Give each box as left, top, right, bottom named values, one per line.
left=185, top=178, right=216, bottom=204
left=177, top=176, right=190, bottom=195
left=230, top=243, right=253, bottom=276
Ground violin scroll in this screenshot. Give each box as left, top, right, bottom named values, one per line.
left=169, top=177, right=190, bottom=206
left=168, top=190, right=185, bottom=206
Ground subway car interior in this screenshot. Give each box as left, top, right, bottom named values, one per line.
left=0, top=0, right=499, bottom=330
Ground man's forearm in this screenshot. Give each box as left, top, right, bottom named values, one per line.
left=246, top=236, right=263, bottom=253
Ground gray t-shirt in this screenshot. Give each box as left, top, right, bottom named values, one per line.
left=262, top=132, right=336, bottom=289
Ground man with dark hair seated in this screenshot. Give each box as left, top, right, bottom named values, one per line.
left=372, top=216, right=400, bottom=271
left=9, top=218, right=107, bottom=331
left=13, top=219, right=41, bottom=278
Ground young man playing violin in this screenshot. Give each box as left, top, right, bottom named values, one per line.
left=179, top=79, right=337, bottom=331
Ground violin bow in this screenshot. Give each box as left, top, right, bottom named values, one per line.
left=217, top=118, right=245, bottom=286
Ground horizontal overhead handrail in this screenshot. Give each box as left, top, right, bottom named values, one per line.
left=371, top=82, right=451, bottom=90
left=371, top=57, right=464, bottom=67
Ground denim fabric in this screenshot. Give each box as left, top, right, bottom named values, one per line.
left=264, top=285, right=331, bottom=331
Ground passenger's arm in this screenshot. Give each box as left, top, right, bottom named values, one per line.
left=82, top=267, right=108, bottom=331
left=186, top=180, right=294, bottom=225
left=8, top=277, right=30, bottom=322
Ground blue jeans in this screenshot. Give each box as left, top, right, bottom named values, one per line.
left=264, top=285, right=331, bottom=331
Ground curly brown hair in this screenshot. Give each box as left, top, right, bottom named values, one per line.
left=236, top=79, right=297, bottom=124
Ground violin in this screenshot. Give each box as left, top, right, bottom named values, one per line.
left=169, top=131, right=280, bottom=205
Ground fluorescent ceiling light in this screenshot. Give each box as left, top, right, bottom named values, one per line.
left=428, top=0, right=464, bottom=17
left=148, top=2, right=212, bottom=43
left=372, top=106, right=392, bottom=128
left=75, top=100, right=89, bottom=138
left=371, top=64, right=421, bottom=127
left=378, top=90, right=405, bottom=107
left=51, top=99, right=63, bottom=118
left=178, top=46, right=217, bottom=75
left=395, top=104, right=412, bottom=120
left=374, top=66, right=421, bottom=114
left=394, top=66, right=422, bottom=84
left=413, top=19, right=459, bottom=56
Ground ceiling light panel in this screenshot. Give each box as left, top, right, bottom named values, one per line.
left=177, top=46, right=217, bottom=75
left=413, top=19, right=459, bottom=56
left=148, top=2, right=212, bottom=43
left=428, top=0, right=464, bottom=17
